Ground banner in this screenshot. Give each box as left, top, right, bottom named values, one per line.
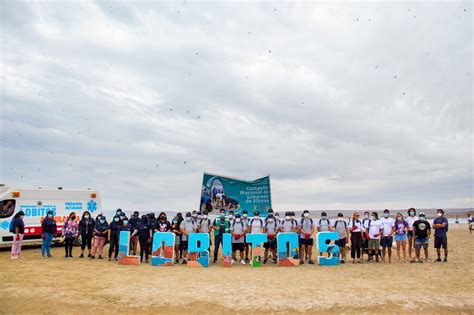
left=199, top=173, right=271, bottom=217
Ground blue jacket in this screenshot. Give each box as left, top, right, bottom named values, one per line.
left=95, top=222, right=109, bottom=237
left=41, top=217, right=57, bottom=235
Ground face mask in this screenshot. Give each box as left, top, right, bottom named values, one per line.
left=203, top=215, right=208, bottom=219
left=437, top=213, right=442, bottom=217
left=186, top=217, right=191, bottom=221
left=100, top=219, right=105, bottom=224
left=267, top=219, right=274, bottom=223
left=285, top=216, right=290, bottom=220
left=275, top=216, right=280, bottom=220
left=304, top=213, right=309, bottom=218
left=116, top=212, right=121, bottom=216
left=120, top=216, right=125, bottom=220
left=420, top=216, right=426, bottom=221
left=123, top=221, right=128, bottom=225
left=220, top=213, right=225, bottom=218
left=322, top=215, right=327, bottom=219
left=71, top=216, right=76, bottom=220
left=114, top=218, right=119, bottom=222
left=84, top=215, right=90, bottom=219
left=160, top=217, right=165, bottom=221
left=254, top=215, right=260, bottom=219
left=371, top=216, right=375, bottom=220
left=409, top=211, right=415, bottom=217
left=47, top=214, right=53, bottom=218
left=235, top=218, right=241, bottom=223
left=383, top=213, right=389, bottom=218
left=192, top=214, right=197, bottom=218
left=229, top=215, right=234, bottom=219
left=364, top=214, right=369, bottom=219
left=337, top=217, right=343, bottom=220
left=396, top=217, right=402, bottom=221
left=290, top=216, right=295, bottom=220
left=243, top=214, right=248, bottom=218
left=172, top=220, right=178, bottom=224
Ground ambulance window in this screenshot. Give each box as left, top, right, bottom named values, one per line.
left=0, top=199, right=16, bottom=218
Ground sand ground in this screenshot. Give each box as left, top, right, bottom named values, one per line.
left=1, top=225, right=473, bottom=314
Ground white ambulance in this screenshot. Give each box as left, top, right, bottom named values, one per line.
left=0, top=185, right=102, bottom=246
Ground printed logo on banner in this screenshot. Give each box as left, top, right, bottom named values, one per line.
left=86, top=200, right=97, bottom=212
left=20, top=205, right=57, bottom=217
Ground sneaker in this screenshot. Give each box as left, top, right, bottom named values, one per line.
left=182, top=259, right=187, bottom=264
left=47, top=255, right=52, bottom=258
left=300, top=259, right=304, bottom=264
left=245, top=258, right=250, bottom=263
left=108, top=258, right=111, bottom=261
left=145, top=260, right=149, bottom=263
left=375, top=257, right=379, bottom=263
left=308, top=260, right=315, bottom=264
left=231, top=259, right=235, bottom=264
left=443, top=257, right=448, bottom=262
left=272, top=258, right=277, bottom=264
left=340, top=260, right=345, bottom=264
left=90, top=256, right=95, bottom=260
left=435, top=258, right=442, bottom=262
left=98, top=255, right=103, bottom=260
left=263, top=258, right=268, bottom=264
left=240, top=259, right=246, bottom=265
left=175, top=258, right=180, bottom=263
left=10, top=256, right=18, bottom=260
left=79, top=254, right=84, bottom=258
left=88, top=254, right=92, bottom=258
left=69, top=255, right=73, bottom=259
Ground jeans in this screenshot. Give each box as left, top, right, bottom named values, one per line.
left=64, top=238, right=74, bottom=257
left=42, top=232, right=54, bottom=256
left=213, top=234, right=222, bottom=262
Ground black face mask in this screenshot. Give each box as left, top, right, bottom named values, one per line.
left=160, top=217, right=165, bottom=221
left=71, top=216, right=76, bottom=220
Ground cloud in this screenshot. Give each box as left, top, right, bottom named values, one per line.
left=1, top=1, right=472, bottom=211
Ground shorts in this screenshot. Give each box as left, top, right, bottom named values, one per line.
left=434, top=235, right=447, bottom=249
left=181, top=240, right=188, bottom=250
left=300, top=238, right=314, bottom=246
left=381, top=236, right=393, bottom=248
left=232, top=243, right=245, bottom=252
left=335, top=238, right=346, bottom=248
left=175, top=234, right=180, bottom=245
left=407, top=230, right=414, bottom=237
left=264, top=239, right=277, bottom=249
left=414, top=237, right=428, bottom=249
left=367, top=239, right=380, bottom=250
left=395, top=234, right=407, bottom=242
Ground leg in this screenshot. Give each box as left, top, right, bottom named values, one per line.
left=407, top=235, right=413, bottom=258
left=401, top=240, right=406, bottom=261
left=80, top=234, right=86, bottom=255
left=92, top=236, right=99, bottom=256
left=213, top=236, right=222, bottom=263
left=87, top=235, right=92, bottom=255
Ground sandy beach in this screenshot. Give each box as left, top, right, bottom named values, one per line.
left=1, top=224, right=473, bottom=314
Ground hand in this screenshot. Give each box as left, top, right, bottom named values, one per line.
left=305, top=234, right=310, bottom=240
left=16, top=235, right=20, bottom=241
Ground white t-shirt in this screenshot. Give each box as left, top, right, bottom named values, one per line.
left=405, top=216, right=418, bottom=231
left=380, top=217, right=395, bottom=237
left=350, top=220, right=364, bottom=233
left=368, top=219, right=383, bottom=239
left=280, top=220, right=294, bottom=232
left=249, top=217, right=263, bottom=234
left=317, top=218, right=331, bottom=231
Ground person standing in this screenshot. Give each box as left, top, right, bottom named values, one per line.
left=412, top=211, right=431, bottom=263
left=241, top=210, right=251, bottom=263
left=405, top=208, right=418, bottom=261
left=299, top=210, right=316, bottom=264
left=171, top=217, right=182, bottom=263
left=332, top=212, right=350, bottom=264
left=230, top=214, right=247, bottom=264
left=10, top=210, right=25, bottom=260
left=108, top=216, right=121, bottom=261
left=133, top=215, right=153, bottom=263
left=367, top=212, right=383, bottom=263
left=62, top=212, right=79, bottom=258
left=263, top=213, right=279, bottom=264
left=129, top=211, right=140, bottom=255
left=91, top=216, right=108, bottom=259
left=394, top=213, right=409, bottom=262
left=380, top=209, right=395, bottom=263
left=212, top=209, right=229, bottom=263
left=433, top=209, right=448, bottom=262
left=78, top=211, right=95, bottom=258
left=154, top=212, right=171, bottom=232
left=180, top=212, right=196, bottom=264
left=349, top=212, right=364, bottom=264
left=41, top=210, right=57, bottom=258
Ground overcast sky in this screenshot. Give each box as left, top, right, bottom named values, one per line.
left=1, top=1, right=472, bottom=212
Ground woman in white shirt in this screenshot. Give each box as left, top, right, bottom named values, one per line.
left=405, top=208, right=418, bottom=261
left=349, top=212, right=364, bottom=264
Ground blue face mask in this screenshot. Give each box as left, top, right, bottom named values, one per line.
left=123, top=221, right=128, bottom=225
left=383, top=213, right=389, bottom=218
left=172, top=220, right=178, bottom=224
left=47, top=214, right=53, bottom=218
left=220, top=213, right=225, bottom=218
left=100, top=219, right=105, bottom=224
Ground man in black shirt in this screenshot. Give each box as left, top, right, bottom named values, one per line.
left=412, top=212, right=431, bottom=263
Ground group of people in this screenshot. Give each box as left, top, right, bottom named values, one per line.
left=9, top=208, right=450, bottom=265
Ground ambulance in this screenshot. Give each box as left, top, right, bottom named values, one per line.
left=0, top=185, right=102, bottom=246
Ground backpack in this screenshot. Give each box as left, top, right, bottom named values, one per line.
left=265, top=219, right=278, bottom=230
left=334, top=220, right=347, bottom=229
left=363, top=218, right=372, bottom=228
left=231, top=220, right=244, bottom=229
left=250, top=218, right=263, bottom=229
left=9, top=218, right=16, bottom=233
left=300, top=218, right=314, bottom=227
left=318, top=218, right=330, bottom=226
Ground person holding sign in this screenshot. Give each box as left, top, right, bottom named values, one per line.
left=230, top=214, right=246, bottom=264
left=263, top=213, right=279, bottom=264
left=212, top=209, right=229, bottom=264
left=180, top=212, right=196, bottom=264
left=299, top=210, right=316, bottom=264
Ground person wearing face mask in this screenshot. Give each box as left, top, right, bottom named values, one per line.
left=349, top=212, right=364, bottom=264
left=263, top=213, right=279, bottom=264
left=432, top=209, right=448, bottom=262
left=228, top=210, right=235, bottom=227
left=40, top=210, right=57, bottom=258
left=405, top=208, right=418, bottom=261
left=198, top=212, right=212, bottom=234
left=367, top=212, right=383, bottom=263
left=299, top=210, right=316, bottom=264
left=91, top=216, right=108, bottom=259
left=380, top=209, right=395, bottom=263
left=290, top=211, right=299, bottom=231
left=108, top=215, right=121, bottom=261
left=171, top=217, right=182, bottom=263
left=280, top=211, right=296, bottom=233
left=332, top=212, right=350, bottom=264
left=316, top=211, right=331, bottom=257
left=129, top=211, right=140, bottom=255
left=393, top=213, right=409, bottom=263
left=191, top=210, right=198, bottom=225
left=175, top=212, right=184, bottom=260
left=132, top=215, right=153, bottom=263
left=154, top=212, right=171, bottom=232
left=230, top=214, right=247, bottom=264
left=115, top=208, right=122, bottom=219
left=212, top=209, right=229, bottom=263
left=361, top=211, right=371, bottom=260
left=10, top=210, right=25, bottom=260
left=62, top=212, right=79, bottom=258
left=241, top=210, right=251, bottom=263
left=79, top=211, right=95, bottom=258
left=180, top=212, right=196, bottom=264
left=412, top=211, right=431, bottom=263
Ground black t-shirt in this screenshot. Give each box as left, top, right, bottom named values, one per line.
left=413, top=220, right=431, bottom=238
left=155, top=220, right=171, bottom=232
